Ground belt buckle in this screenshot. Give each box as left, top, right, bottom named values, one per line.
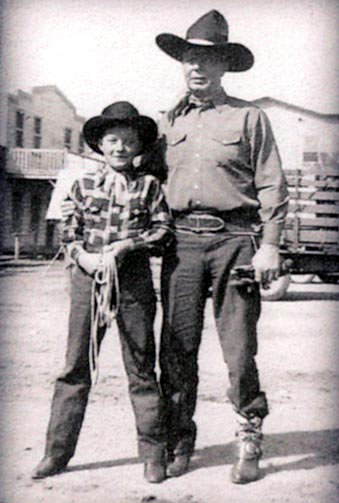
left=175, top=213, right=225, bottom=233
left=210, top=215, right=225, bottom=232
left=194, top=214, right=225, bottom=233
left=189, top=215, right=205, bottom=233
left=202, top=215, right=225, bottom=232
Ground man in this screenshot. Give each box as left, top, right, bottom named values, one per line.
left=156, top=10, right=289, bottom=483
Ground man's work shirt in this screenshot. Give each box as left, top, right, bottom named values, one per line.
left=62, top=165, right=172, bottom=262
left=159, top=90, right=289, bottom=245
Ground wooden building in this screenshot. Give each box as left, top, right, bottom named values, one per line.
left=0, top=86, right=101, bottom=257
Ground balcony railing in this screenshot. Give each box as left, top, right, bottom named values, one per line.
left=6, top=148, right=67, bottom=179
left=5, top=148, right=104, bottom=179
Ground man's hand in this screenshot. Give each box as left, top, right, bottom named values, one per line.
left=251, top=244, right=281, bottom=287
left=77, top=252, right=101, bottom=276
left=61, top=199, right=76, bottom=220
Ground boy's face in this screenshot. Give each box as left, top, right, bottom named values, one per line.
left=98, top=125, right=142, bottom=170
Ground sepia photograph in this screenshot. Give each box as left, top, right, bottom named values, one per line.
left=0, top=1, right=338, bottom=502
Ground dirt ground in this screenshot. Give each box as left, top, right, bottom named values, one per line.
left=0, top=258, right=338, bottom=503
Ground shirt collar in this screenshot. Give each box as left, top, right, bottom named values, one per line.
left=211, top=88, right=228, bottom=112
left=94, top=164, right=136, bottom=189
left=186, top=87, right=227, bottom=114
left=167, top=87, right=228, bottom=125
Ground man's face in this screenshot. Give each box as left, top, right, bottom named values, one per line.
left=182, top=48, right=227, bottom=95
left=98, top=125, right=142, bottom=170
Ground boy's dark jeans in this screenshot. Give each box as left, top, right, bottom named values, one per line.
left=44, top=253, right=165, bottom=464
left=159, top=230, right=269, bottom=457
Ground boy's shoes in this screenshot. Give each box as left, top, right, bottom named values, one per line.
left=230, top=434, right=262, bottom=484
left=166, top=454, right=190, bottom=477
left=31, top=456, right=68, bottom=479
left=144, top=461, right=166, bottom=483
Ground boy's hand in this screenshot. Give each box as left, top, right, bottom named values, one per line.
left=77, top=252, right=101, bottom=276
left=251, top=244, right=280, bottom=287
left=103, top=239, right=133, bottom=265
left=61, top=200, right=76, bottom=220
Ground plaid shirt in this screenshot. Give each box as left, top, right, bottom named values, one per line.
left=62, top=164, right=172, bottom=262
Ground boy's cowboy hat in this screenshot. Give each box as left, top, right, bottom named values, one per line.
left=83, top=101, right=158, bottom=155
left=156, top=10, right=254, bottom=72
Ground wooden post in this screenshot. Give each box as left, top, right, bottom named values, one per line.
left=14, top=235, right=20, bottom=260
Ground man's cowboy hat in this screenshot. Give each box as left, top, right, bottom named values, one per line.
left=83, top=101, right=158, bottom=155
left=156, top=10, right=254, bottom=72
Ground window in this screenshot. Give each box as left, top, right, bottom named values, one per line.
left=15, top=110, right=25, bottom=147
left=64, top=128, right=72, bottom=150
left=78, top=133, right=85, bottom=154
left=303, top=152, right=318, bottom=163
left=303, top=136, right=318, bottom=164
left=33, top=117, right=42, bottom=149
left=16, top=110, right=24, bottom=128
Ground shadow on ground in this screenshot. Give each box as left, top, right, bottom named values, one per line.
left=193, top=428, right=339, bottom=475
left=67, top=455, right=140, bottom=473
left=65, top=428, right=339, bottom=479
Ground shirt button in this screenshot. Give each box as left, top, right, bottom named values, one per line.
left=195, top=153, right=200, bottom=158
left=197, top=124, right=203, bottom=129
left=194, top=184, right=199, bottom=189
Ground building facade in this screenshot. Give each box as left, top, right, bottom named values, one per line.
left=0, top=86, right=101, bottom=257
left=7, top=85, right=87, bottom=153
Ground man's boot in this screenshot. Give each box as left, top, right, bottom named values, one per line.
left=166, top=453, right=190, bottom=477
left=230, top=415, right=263, bottom=484
left=144, top=461, right=166, bottom=483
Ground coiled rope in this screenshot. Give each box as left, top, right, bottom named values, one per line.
left=89, top=254, right=120, bottom=384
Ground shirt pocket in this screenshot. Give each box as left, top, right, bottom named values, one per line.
left=166, top=134, right=187, bottom=147
left=211, top=132, right=244, bottom=164
left=83, top=198, right=105, bottom=227
left=165, top=134, right=187, bottom=169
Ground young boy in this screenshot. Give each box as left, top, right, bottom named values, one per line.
left=32, top=101, right=172, bottom=483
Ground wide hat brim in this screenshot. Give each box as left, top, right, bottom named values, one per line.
left=156, top=34, right=254, bottom=72
left=83, top=115, right=158, bottom=155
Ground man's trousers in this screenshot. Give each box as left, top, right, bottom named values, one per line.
left=159, top=230, right=269, bottom=457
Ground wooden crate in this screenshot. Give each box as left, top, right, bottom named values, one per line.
left=282, top=163, right=339, bottom=253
